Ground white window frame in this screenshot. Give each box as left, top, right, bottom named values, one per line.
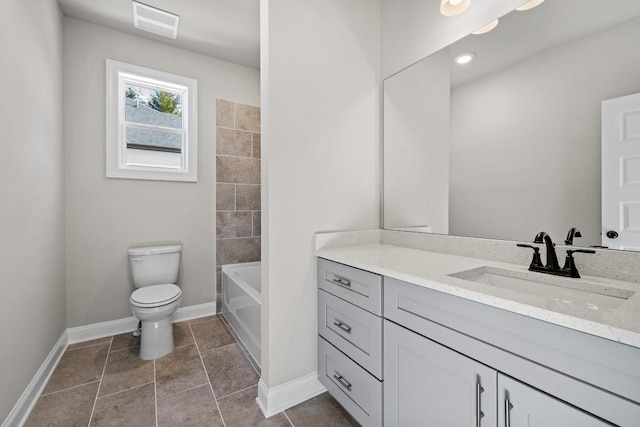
left=106, top=59, right=198, bottom=182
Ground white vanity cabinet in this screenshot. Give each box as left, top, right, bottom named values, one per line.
left=317, top=258, right=383, bottom=427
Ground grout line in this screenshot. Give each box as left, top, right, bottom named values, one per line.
left=216, top=236, right=261, bottom=241
left=215, top=153, right=261, bottom=160
left=40, top=379, right=101, bottom=398
left=282, top=410, right=296, bottom=426
left=154, top=359, right=158, bottom=427
left=189, top=321, right=227, bottom=427
left=95, top=382, right=155, bottom=400
left=87, top=336, right=113, bottom=426
left=156, top=382, right=210, bottom=401
left=215, top=383, right=256, bottom=401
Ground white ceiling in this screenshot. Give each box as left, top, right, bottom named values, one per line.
left=57, top=0, right=260, bottom=69
left=450, top=0, right=640, bottom=87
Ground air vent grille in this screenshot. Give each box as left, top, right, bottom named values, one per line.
left=132, top=1, right=180, bottom=39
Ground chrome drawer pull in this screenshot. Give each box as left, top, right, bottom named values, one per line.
left=331, top=276, right=351, bottom=288
left=476, top=382, right=484, bottom=427
left=505, top=399, right=512, bottom=427
left=333, top=371, right=352, bottom=391
left=333, top=319, right=352, bottom=334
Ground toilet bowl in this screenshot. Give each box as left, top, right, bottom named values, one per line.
left=128, top=245, right=182, bottom=360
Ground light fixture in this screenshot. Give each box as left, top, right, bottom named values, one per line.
left=472, top=19, right=499, bottom=35
left=515, top=0, right=545, bottom=12
left=454, top=53, right=475, bottom=65
left=440, top=0, right=471, bottom=17
left=132, top=1, right=180, bottom=39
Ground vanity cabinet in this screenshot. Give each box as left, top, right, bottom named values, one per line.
left=497, top=375, right=611, bottom=427
left=317, top=257, right=640, bottom=426
left=384, top=320, right=497, bottom=426
left=317, top=259, right=383, bottom=427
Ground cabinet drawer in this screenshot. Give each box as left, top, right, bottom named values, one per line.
left=318, top=289, right=383, bottom=379
left=318, top=336, right=382, bottom=427
left=317, top=258, right=382, bottom=315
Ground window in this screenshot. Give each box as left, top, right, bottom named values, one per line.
left=106, top=59, right=198, bottom=182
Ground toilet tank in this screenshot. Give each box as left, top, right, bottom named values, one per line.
left=128, top=245, right=182, bottom=288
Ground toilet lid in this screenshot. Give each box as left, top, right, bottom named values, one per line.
left=130, top=284, right=181, bottom=307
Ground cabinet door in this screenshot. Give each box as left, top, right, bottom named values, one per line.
left=384, top=320, right=497, bottom=427
left=498, top=374, right=614, bottom=427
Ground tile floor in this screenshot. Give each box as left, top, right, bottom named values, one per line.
left=25, top=315, right=358, bottom=427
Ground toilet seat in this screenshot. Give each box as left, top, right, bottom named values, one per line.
left=130, top=284, right=181, bottom=308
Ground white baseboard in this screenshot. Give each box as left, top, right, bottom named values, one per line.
left=2, top=331, right=68, bottom=427
left=67, top=302, right=216, bottom=344
left=256, top=372, right=327, bottom=418
left=173, top=302, right=217, bottom=323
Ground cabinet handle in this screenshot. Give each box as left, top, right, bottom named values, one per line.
left=476, top=382, right=484, bottom=427
left=333, top=371, right=352, bottom=392
left=331, top=276, right=351, bottom=288
left=333, top=319, right=352, bottom=334
left=505, top=399, right=512, bottom=427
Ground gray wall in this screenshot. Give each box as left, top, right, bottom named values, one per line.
left=64, top=18, right=260, bottom=327
left=0, top=0, right=65, bottom=420
left=449, top=17, right=640, bottom=245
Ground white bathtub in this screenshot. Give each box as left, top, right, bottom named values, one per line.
left=221, top=262, right=261, bottom=367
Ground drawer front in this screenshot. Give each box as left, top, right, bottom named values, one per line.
left=317, top=258, right=382, bottom=315
left=318, top=289, right=383, bottom=379
left=318, top=336, right=382, bottom=427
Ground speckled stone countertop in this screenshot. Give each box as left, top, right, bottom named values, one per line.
left=315, top=243, right=640, bottom=349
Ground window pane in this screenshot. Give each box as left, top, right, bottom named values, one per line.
left=124, top=83, right=183, bottom=129
left=126, top=126, right=183, bottom=152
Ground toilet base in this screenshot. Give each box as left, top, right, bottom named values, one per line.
left=139, top=316, right=174, bottom=360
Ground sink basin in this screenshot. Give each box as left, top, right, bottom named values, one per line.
left=449, top=266, right=634, bottom=312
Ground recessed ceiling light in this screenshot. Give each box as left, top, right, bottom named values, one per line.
left=472, top=19, right=499, bottom=35
left=516, top=0, right=545, bottom=12
left=455, top=53, right=475, bottom=65
left=440, top=0, right=471, bottom=17
left=132, top=1, right=180, bottom=40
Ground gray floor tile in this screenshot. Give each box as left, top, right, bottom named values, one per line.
left=285, top=393, right=359, bottom=427
left=173, top=321, right=195, bottom=348
left=157, top=384, right=224, bottom=427
left=110, top=330, right=140, bottom=351
left=91, top=383, right=155, bottom=427
left=156, top=344, right=209, bottom=399
left=24, top=381, right=99, bottom=427
left=191, top=316, right=236, bottom=352
left=218, top=386, right=291, bottom=427
left=99, top=346, right=153, bottom=397
left=201, top=343, right=259, bottom=398
left=43, top=343, right=109, bottom=394
left=67, top=337, right=112, bottom=351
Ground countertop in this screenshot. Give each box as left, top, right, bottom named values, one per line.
left=315, top=243, right=640, bottom=349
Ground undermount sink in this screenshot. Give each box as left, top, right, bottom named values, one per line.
left=449, top=266, right=635, bottom=312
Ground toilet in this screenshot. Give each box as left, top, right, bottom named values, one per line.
left=128, top=245, right=182, bottom=360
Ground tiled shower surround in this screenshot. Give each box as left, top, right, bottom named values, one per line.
left=215, top=99, right=261, bottom=310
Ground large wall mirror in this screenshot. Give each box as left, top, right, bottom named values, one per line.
left=383, top=0, right=640, bottom=251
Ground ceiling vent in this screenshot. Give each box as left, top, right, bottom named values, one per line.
left=132, top=1, right=180, bottom=39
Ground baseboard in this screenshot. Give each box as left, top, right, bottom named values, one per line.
left=256, top=372, right=327, bottom=418
left=2, top=330, right=68, bottom=427
left=173, top=302, right=217, bottom=323
left=67, top=302, right=217, bottom=344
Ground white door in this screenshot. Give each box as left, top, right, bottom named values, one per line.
left=602, top=92, right=640, bottom=251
